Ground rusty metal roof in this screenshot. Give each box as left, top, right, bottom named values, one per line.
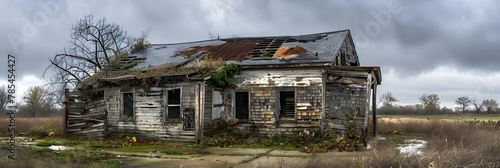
left=210, top=40, right=258, bottom=61
left=127, top=30, right=354, bottom=69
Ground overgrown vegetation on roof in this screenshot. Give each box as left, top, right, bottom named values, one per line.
left=81, top=53, right=229, bottom=88
left=207, top=63, right=241, bottom=88
left=130, top=28, right=151, bottom=53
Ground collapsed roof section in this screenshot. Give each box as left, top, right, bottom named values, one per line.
left=129, top=29, right=359, bottom=71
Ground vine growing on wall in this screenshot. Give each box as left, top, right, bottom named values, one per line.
left=207, top=63, right=241, bottom=88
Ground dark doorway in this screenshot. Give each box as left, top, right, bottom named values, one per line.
left=235, top=92, right=249, bottom=120
left=123, top=92, right=134, bottom=121
left=279, top=91, right=295, bottom=118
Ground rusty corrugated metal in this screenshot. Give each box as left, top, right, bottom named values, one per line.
left=210, top=40, right=258, bottom=61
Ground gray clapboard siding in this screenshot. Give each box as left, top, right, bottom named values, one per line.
left=203, top=86, right=213, bottom=132
left=103, top=84, right=198, bottom=143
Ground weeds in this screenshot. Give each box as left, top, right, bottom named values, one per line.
left=308, top=118, right=500, bottom=167
left=202, top=123, right=365, bottom=153
left=0, top=116, right=64, bottom=135
left=379, top=128, right=403, bottom=135
left=35, top=141, right=54, bottom=147
left=27, top=123, right=63, bottom=137
left=162, top=148, right=183, bottom=155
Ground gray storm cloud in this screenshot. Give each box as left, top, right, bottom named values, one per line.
left=1, top=0, right=499, bottom=106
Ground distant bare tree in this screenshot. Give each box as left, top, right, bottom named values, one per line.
left=208, top=32, right=220, bottom=40
left=483, top=99, right=498, bottom=114
left=22, top=86, right=55, bottom=117
left=379, top=92, right=398, bottom=107
left=455, top=97, right=471, bottom=113
left=419, top=94, right=440, bottom=111
left=0, top=86, right=8, bottom=113
left=471, top=99, right=484, bottom=114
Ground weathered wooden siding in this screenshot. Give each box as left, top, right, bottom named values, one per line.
left=229, top=69, right=325, bottom=136
left=250, top=88, right=276, bottom=122
left=296, top=86, right=322, bottom=121
left=203, top=86, right=213, bottom=132
left=324, top=73, right=369, bottom=134
left=66, top=90, right=106, bottom=139
left=105, top=83, right=199, bottom=143
left=234, top=69, right=323, bottom=87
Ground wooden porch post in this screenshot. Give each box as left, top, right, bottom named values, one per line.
left=64, top=89, right=69, bottom=136
left=372, top=83, right=377, bottom=137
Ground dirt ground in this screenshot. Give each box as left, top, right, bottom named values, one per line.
left=114, top=148, right=316, bottom=168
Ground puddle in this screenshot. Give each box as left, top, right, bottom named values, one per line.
left=48, top=145, right=76, bottom=150
left=2, top=137, right=82, bottom=151
left=396, top=139, right=427, bottom=156
left=369, top=136, right=427, bottom=156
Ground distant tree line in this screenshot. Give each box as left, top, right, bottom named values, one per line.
left=378, top=92, right=500, bottom=115
left=0, top=85, right=62, bottom=117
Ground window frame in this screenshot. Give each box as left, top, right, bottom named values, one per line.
left=164, top=87, right=182, bottom=123
left=121, top=90, right=135, bottom=122
left=212, top=88, right=224, bottom=120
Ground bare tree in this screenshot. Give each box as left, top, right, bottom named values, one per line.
left=471, top=99, right=484, bottom=114
left=22, top=86, right=55, bottom=117
left=0, top=86, right=8, bottom=113
left=455, top=96, right=471, bottom=113
left=483, top=99, right=498, bottom=114
left=379, top=92, right=398, bottom=107
left=43, top=14, right=148, bottom=102
left=419, top=94, right=440, bottom=112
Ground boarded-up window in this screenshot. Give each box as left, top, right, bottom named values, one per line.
left=235, top=92, right=249, bottom=120
left=213, top=90, right=224, bottom=120
left=167, top=89, right=181, bottom=122
left=122, top=92, right=134, bottom=121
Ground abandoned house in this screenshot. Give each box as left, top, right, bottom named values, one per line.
left=65, top=29, right=382, bottom=143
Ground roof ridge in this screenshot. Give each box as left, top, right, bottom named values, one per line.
left=148, top=29, right=350, bottom=45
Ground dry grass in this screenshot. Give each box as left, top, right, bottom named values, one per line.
left=307, top=118, right=500, bottom=167
left=0, top=115, right=64, bottom=136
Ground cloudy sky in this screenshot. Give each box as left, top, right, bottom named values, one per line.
left=1, top=0, right=500, bottom=109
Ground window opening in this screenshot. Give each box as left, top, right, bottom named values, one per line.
left=122, top=92, right=134, bottom=121
left=167, top=89, right=181, bottom=122
left=235, top=92, right=249, bottom=120
left=279, top=91, right=295, bottom=118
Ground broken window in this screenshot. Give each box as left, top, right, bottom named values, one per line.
left=213, top=90, right=224, bottom=120
left=122, top=92, right=134, bottom=121
left=235, top=92, right=249, bottom=120
left=166, top=88, right=181, bottom=122
left=279, top=91, right=295, bottom=118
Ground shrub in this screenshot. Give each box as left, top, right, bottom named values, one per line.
left=27, top=123, right=62, bottom=137
left=207, top=63, right=241, bottom=88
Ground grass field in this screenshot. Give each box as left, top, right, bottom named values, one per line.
left=308, top=117, right=500, bottom=167
left=0, top=116, right=64, bottom=135
left=379, top=114, right=500, bottom=120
